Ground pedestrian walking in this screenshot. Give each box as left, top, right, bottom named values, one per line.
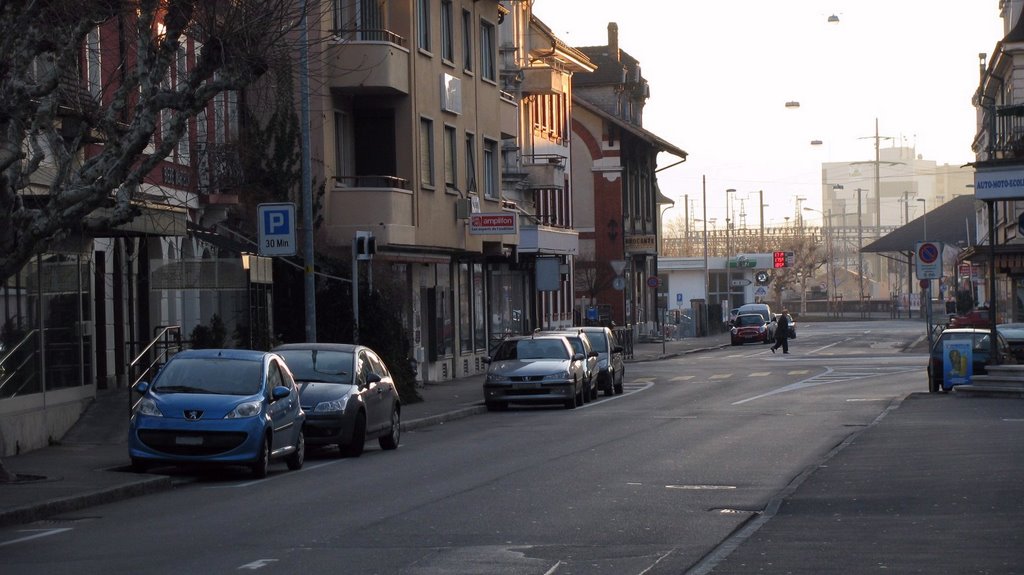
left=771, top=310, right=791, bottom=354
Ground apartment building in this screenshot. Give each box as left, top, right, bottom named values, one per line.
left=569, top=23, right=687, bottom=332
left=967, top=0, right=1024, bottom=321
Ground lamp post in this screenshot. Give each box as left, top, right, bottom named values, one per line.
left=856, top=187, right=866, bottom=317
left=803, top=207, right=834, bottom=317
left=725, top=188, right=737, bottom=310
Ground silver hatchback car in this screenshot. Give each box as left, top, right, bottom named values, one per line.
left=483, top=335, right=587, bottom=411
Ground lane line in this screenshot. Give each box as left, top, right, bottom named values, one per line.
left=0, top=528, right=72, bottom=548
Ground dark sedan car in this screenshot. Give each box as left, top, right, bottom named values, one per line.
left=927, top=328, right=1013, bottom=392
left=273, top=343, right=401, bottom=457
left=997, top=323, right=1024, bottom=362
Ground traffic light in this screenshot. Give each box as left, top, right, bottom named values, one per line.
left=354, top=231, right=376, bottom=260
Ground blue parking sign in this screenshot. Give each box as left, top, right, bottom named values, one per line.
left=257, top=203, right=297, bottom=256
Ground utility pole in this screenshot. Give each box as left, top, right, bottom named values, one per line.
left=857, top=187, right=865, bottom=318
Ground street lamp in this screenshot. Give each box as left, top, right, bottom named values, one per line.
left=726, top=188, right=737, bottom=310
left=804, top=207, right=835, bottom=316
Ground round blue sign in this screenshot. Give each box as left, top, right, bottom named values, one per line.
left=918, top=243, right=939, bottom=264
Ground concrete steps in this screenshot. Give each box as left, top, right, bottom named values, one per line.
left=955, top=365, right=1024, bottom=398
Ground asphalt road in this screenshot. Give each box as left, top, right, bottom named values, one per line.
left=0, top=321, right=938, bottom=574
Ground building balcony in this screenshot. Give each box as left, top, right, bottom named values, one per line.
left=326, top=31, right=410, bottom=95
left=324, top=176, right=415, bottom=247
left=518, top=222, right=578, bottom=255
left=521, top=67, right=563, bottom=95
left=500, top=91, right=518, bottom=139
left=521, top=155, right=566, bottom=189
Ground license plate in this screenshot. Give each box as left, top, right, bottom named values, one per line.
left=513, top=382, right=539, bottom=390
left=175, top=436, right=203, bottom=446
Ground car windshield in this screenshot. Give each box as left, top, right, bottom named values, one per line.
left=584, top=332, right=608, bottom=352
left=153, top=358, right=263, bottom=396
left=998, top=324, right=1024, bottom=340
left=493, top=339, right=569, bottom=360
left=277, top=349, right=353, bottom=384
left=736, top=315, right=764, bottom=326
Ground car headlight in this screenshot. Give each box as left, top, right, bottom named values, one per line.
left=137, top=397, right=163, bottom=417
left=543, top=371, right=571, bottom=381
left=315, top=396, right=349, bottom=413
left=486, top=374, right=511, bottom=385
left=225, top=400, right=262, bottom=419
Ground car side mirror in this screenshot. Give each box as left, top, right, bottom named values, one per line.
left=134, top=381, right=150, bottom=394
left=483, top=356, right=492, bottom=364
left=612, top=345, right=624, bottom=354
left=589, top=351, right=599, bottom=358
left=573, top=353, right=585, bottom=361
left=271, top=385, right=291, bottom=401
left=366, top=373, right=382, bottom=385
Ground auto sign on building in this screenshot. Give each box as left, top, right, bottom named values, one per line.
left=915, top=241, right=943, bottom=280
left=469, top=212, right=517, bottom=235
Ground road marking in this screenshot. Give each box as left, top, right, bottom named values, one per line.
left=750, top=372, right=771, bottom=377
left=580, top=380, right=653, bottom=409
left=709, top=374, right=731, bottom=380
left=666, top=484, right=736, bottom=490
left=670, top=375, right=695, bottom=381
left=239, top=559, right=279, bottom=570
left=206, top=459, right=342, bottom=489
left=0, top=528, right=72, bottom=547
left=542, top=561, right=565, bottom=575
left=787, top=370, right=810, bottom=375
left=732, top=366, right=920, bottom=405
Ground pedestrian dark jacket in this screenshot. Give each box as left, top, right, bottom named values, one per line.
left=775, top=314, right=790, bottom=340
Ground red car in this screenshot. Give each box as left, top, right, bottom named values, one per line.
left=731, top=313, right=772, bottom=345
left=948, top=308, right=992, bottom=329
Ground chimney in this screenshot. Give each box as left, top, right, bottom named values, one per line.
left=607, top=22, right=619, bottom=61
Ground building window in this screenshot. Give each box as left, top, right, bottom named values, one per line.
left=480, top=20, right=495, bottom=81
left=420, top=117, right=435, bottom=188
left=483, top=138, right=497, bottom=199
left=86, top=27, right=101, bottom=98
left=443, top=125, right=457, bottom=192
left=459, top=263, right=472, bottom=353
left=334, top=110, right=352, bottom=185
left=465, top=132, right=476, bottom=194
left=462, top=9, right=473, bottom=72
left=440, top=0, right=454, bottom=62
left=473, top=264, right=486, bottom=350
left=417, top=0, right=431, bottom=52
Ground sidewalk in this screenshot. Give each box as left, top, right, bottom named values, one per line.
left=0, top=333, right=732, bottom=528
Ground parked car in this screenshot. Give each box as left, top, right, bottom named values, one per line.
left=539, top=330, right=599, bottom=401
left=731, top=313, right=772, bottom=345
left=574, top=326, right=626, bottom=395
left=926, top=328, right=1014, bottom=393
left=736, top=303, right=776, bottom=340
left=948, top=308, right=992, bottom=329
left=129, top=349, right=305, bottom=477
left=483, top=335, right=587, bottom=410
left=273, top=343, right=401, bottom=457
left=996, top=323, right=1024, bottom=362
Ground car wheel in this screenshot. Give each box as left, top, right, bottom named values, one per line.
left=576, top=380, right=585, bottom=406
left=340, top=412, right=366, bottom=458
left=130, top=457, right=149, bottom=474
left=731, top=340, right=739, bottom=346
left=485, top=401, right=508, bottom=412
left=379, top=407, right=400, bottom=450
left=590, top=379, right=599, bottom=401
left=251, top=435, right=270, bottom=479
left=613, top=370, right=624, bottom=395
left=565, top=379, right=578, bottom=409
left=286, top=428, right=305, bottom=471
left=603, top=376, right=614, bottom=397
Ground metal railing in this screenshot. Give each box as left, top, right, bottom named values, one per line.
left=128, top=326, right=183, bottom=413
left=0, top=329, right=40, bottom=399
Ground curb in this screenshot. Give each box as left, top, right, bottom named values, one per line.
left=402, top=405, right=488, bottom=432
left=0, top=474, right=172, bottom=529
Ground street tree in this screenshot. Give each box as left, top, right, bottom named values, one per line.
left=768, top=234, right=825, bottom=313
left=0, top=0, right=306, bottom=284
left=0, top=0, right=306, bottom=481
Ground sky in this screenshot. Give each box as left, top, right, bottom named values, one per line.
left=532, top=0, right=1005, bottom=228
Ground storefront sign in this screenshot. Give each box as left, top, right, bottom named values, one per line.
left=624, top=235, right=657, bottom=252
left=469, top=213, right=517, bottom=235
left=974, top=167, right=1024, bottom=200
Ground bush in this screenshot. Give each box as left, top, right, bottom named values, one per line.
left=191, top=314, right=227, bottom=349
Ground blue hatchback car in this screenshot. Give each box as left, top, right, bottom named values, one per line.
left=129, top=349, right=305, bottom=477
